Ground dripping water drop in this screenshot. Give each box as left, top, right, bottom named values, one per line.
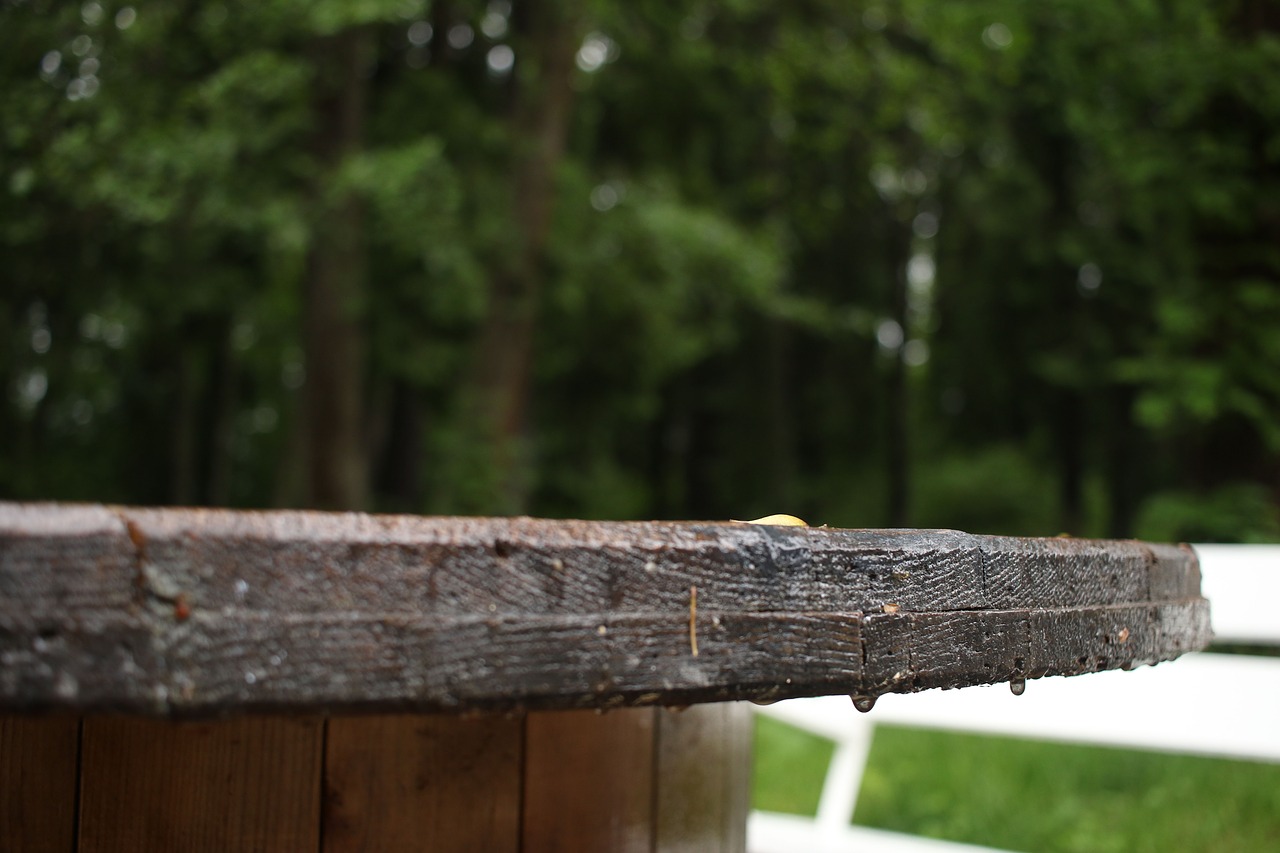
left=1009, top=678, right=1026, bottom=696
left=851, top=695, right=877, bottom=713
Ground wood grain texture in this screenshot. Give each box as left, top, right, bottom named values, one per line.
left=322, top=714, right=522, bottom=853
left=0, top=715, right=79, bottom=853
left=654, top=702, right=751, bottom=853
left=523, top=708, right=655, bottom=853
left=0, top=502, right=1211, bottom=713
left=78, top=716, right=322, bottom=853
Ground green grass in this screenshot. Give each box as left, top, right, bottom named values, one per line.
left=753, top=721, right=1280, bottom=852
left=751, top=715, right=835, bottom=816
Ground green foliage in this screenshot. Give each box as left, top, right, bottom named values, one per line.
left=1, top=0, right=1277, bottom=536
left=549, top=177, right=784, bottom=390
left=295, top=0, right=420, bottom=35
left=1135, top=484, right=1280, bottom=544
left=909, top=446, right=1058, bottom=537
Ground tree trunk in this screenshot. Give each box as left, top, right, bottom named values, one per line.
left=466, top=0, right=580, bottom=514
left=169, top=336, right=201, bottom=506
left=1054, top=390, right=1085, bottom=535
left=206, top=317, right=237, bottom=507
left=1105, top=386, right=1139, bottom=538
left=765, top=322, right=798, bottom=509
left=301, top=29, right=372, bottom=512
left=373, top=378, right=426, bottom=513
left=886, top=221, right=911, bottom=527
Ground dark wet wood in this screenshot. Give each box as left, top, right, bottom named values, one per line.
left=322, top=715, right=522, bottom=853
left=523, top=709, right=655, bottom=853
left=77, top=716, right=323, bottom=853
left=0, top=715, right=79, bottom=853
left=0, top=502, right=1211, bottom=716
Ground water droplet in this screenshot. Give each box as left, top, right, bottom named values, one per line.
left=643, top=560, right=657, bottom=573
left=1009, top=678, right=1026, bottom=696
left=851, top=695, right=877, bottom=713
left=269, top=654, right=282, bottom=666
left=665, top=704, right=689, bottom=714
left=750, top=698, right=779, bottom=706
left=233, top=578, right=249, bottom=600
left=244, top=671, right=257, bottom=684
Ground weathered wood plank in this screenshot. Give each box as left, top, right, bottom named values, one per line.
left=78, top=716, right=323, bottom=853
left=978, top=537, right=1195, bottom=608
left=654, top=702, right=751, bottom=853
left=0, top=715, right=79, bottom=853
left=909, top=609, right=1031, bottom=688
left=523, top=708, right=655, bottom=853
left=0, top=502, right=1211, bottom=714
left=1, top=506, right=1203, bottom=619
left=150, top=611, right=865, bottom=713
left=0, top=504, right=138, bottom=623
left=322, top=714, right=522, bottom=853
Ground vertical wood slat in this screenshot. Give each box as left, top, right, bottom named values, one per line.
left=654, top=702, right=752, bottom=853
left=3, top=708, right=752, bottom=852
left=0, top=715, right=79, bottom=853
left=322, top=715, right=523, bottom=852
left=522, top=708, right=656, bottom=853
left=78, top=716, right=323, bottom=853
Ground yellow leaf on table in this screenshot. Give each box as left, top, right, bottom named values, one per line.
left=730, top=514, right=809, bottom=527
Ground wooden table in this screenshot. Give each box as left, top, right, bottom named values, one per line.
left=0, top=503, right=1211, bottom=852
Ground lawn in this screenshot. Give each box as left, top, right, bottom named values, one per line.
left=753, top=717, right=1280, bottom=852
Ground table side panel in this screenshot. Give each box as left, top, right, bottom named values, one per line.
left=322, top=714, right=522, bottom=853
left=78, top=716, right=323, bottom=853
left=523, top=708, right=656, bottom=853
left=0, top=715, right=79, bottom=853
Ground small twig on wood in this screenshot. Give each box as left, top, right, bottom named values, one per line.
left=689, top=585, right=699, bottom=657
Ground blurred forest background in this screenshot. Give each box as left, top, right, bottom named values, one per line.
left=4, top=0, right=1280, bottom=543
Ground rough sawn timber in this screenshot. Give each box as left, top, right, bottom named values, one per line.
left=0, top=502, right=1211, bottom=717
